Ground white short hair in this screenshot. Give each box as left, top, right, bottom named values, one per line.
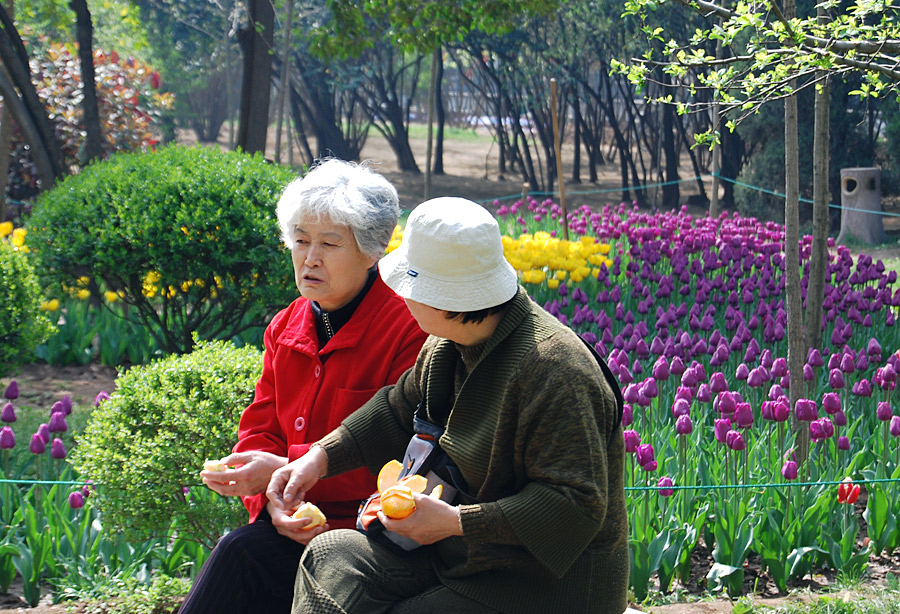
left=276, top=159, right=400, bottom=260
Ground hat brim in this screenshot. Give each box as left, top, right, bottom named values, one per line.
left=380, top=243, right=519, bottom=312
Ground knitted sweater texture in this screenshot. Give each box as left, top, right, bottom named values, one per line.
left=318, top=288, right=629, bottom=613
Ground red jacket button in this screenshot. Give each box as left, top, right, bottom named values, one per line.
left=294, top=416, right=306, bottom=431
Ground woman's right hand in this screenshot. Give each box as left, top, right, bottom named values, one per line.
left=266, top=500, right=329, bottom=545
left=266, top=445, right=328, bottom=510
left=201, top=450, right=287, bottom=497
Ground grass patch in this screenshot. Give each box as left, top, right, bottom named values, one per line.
left=752, top=589, right=900, bottom=613
left=406, top=123, right=488, bottom=141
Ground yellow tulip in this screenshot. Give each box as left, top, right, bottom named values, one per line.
left=104, top=291, right=119, bottom=303
left=41, top=299, right=60, bottom=312
left=11, top=228, right=26, bottom=247
left=555, top=270, right=567, bottom=281
left=547, top=279, right=560, bottom=289
left=76, top=289, right=90, bottom=300
left=0, top=221, right=12, bottom=238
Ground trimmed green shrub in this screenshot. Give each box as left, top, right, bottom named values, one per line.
left=0, top=240, right=55, bottom=375
left=71, top=339, right=263, bottom=548
left=27, top=145, right=297, bottom=354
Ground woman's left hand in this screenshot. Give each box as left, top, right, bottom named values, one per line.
left=200, top=450, right=288, bottom=497
left=377, top=493, right=463, bottom=545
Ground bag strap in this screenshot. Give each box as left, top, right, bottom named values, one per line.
left=579, top=337, right=624, bottom=445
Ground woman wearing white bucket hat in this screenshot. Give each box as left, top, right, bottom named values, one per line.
left=268, top=197, right=628, bottom=614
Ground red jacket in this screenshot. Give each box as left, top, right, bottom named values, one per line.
left=234, top=276, right=426, bottom=526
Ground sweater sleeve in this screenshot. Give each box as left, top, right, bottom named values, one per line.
left=459, top=335, right=616, bottom=578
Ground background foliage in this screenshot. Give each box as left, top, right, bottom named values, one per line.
left=0, top=237, right=54, bottom=375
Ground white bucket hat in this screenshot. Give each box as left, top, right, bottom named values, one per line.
left=380, top=197, right=518, bottom=312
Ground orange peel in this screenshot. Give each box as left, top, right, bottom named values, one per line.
left=399, top=474, right=428, bottom=494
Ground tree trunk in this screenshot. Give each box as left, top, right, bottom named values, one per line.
left=783, top=0, right=809, bottom=466
left=661, top=85, right=680, bottom=209
left=235, top=0, right=274, bottom=155
left=274, top=0, right=294, bottom=164
left=805, top=4, right=831, bottom=392
left=69, top=0, right=104, bottom=164
left=0, top=0, right=12, bottom=220
left=433, top=49, right=445, bottom=176
left=0, top=4, right=65, bottom=184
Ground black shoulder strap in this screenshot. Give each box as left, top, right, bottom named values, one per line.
left=579, top=337, right=624, bottom=444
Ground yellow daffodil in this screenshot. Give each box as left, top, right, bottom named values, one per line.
left=11, top=228, right=26, bottom=247
left=41, top=299, right=60, bottom=311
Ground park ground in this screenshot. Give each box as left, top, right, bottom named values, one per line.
left=4, top=126, right=900, bottom=612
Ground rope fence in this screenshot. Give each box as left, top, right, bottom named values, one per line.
left=3, top=477, right=900, bottom=491
left=473, top=173, right=900, bottom=219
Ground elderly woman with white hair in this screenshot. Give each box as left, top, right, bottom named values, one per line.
left=179, top=160, right=427, bottom=614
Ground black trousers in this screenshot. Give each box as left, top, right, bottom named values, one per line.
left=180, top=510, right=304, bottom=614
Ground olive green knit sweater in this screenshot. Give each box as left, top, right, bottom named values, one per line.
left=318, top=288, right=629, bottom=614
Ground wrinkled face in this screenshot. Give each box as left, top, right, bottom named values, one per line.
left=291, top=220, right=377, bottom=312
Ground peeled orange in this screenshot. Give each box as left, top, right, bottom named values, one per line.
left=399, top=474, right=428, bottom=494
left=203, top=459, right=227, bottom=472
left=292, top=502, right=327, bottom=529
left=381, top=485, right=417, bottom=519
left=430, top=484, right=443, bottom=499
left=377, top=459, right=403, bottom=494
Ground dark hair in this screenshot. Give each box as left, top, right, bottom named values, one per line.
left=443, top=294, right=517, bottom=325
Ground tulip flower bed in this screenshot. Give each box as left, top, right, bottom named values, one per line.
left=0, top=381, right=207, bottom=608
left=491, top=199, right=900, bottom=600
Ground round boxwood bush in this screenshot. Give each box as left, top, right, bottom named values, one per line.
left=0, top=240, right=55, bottom=375
left=71, top=339, right=262, bottom=548
left=27, top=145, right=297, bottom=354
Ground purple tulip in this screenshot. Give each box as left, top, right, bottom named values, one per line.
left=30, top=433, right=46, bottom=454
left=68, top=491, right=85, bottom=509
left=94, top=391, right=110, bottom=407
left=772, top=399, right=790, bottom=423
left=781, top=460, right=798, bottom=480
left=48, top=411, right=68, bottom=433
left=891, top=416, right=900, bottom=437
left=880, top=364, right=897, bottom=389
left=709, top=372, right=728, bottom=394
left=50, top=437, right=67, bottom=459
left=670, top=356, right=686, bottom=376
left=657, top=476, right=674, bottom=497
left=734, top=403, right=754, bottom=429
left=60, top=395, right=73, bottom=415
left=3, top=381, right=18, bottom=400
left=735, top=363, right=750, bottom=381
left=672, top=398, right=690, bottom=419
left=715, top=418, right=732, bottom=443
left=1, top=403, right=15, bottom=423
left=0, top=426, right=14, bottom=449
left=696, top=384, right=711, bottom=403
left=837, top=435, right=850, bottom=451
left=807, top=348, right=824, bottom=368
left=852, top=379, right=872, bottom=397
left=747, top=367, right=765, bottom=388
left=652, top=357, right=670, bottom=381
left=760, top=349, right=775, bottom=369
left=768, top=384, right=785, bottom=401
left=829, top=369, right=846, bottom=389
left=727, top=430, right=746, bottom=451
left=681, top=369, right=698, bottom=387
left=717, top=391, right=737, bottom=416
left=635, top=444, right=656, bottom=470
left=622, top=404, right=633, bottom=427
left=623, top=430, right=640, bottom=453
left=51, top=401, right=65, bottom=415
left=37, top=423, right=50, bottom=444
left=810, top=418, right=834, bottom=442
left=641, top=378, right=659, bottom=399
left=795, top=399, right=818, bottom=422
left=822, top=392, right=841, bottom=415
left=623, top=384, right=640, bottom=404
left=676, top=414, right=693, bottom=436
left=876, top=401, right=893, bottom=421
left=771, top=357, right=788, bottom=377
left=840, top=353, right=856, bottom=374
left=828, top=352, right=842, bottom=370
left=803, top=364, right=815, bottom=381
left=81, top=485, right=91, bottom=499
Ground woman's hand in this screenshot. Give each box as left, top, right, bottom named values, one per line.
left=266, top=446, right=328, bottom=510
left=266, top=500, right=329, bottom=545
left=200, top=451, right=287, bottom=497
left=377, top=493, right=463, bottom=545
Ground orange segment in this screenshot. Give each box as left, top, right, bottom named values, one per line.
left=399, top=474, right=428, bottom=494
left=292, top=502, right=327, bottom=529
left=377, top=460, right=403, bottom=494
left=381, top=485, right=417, bottom=519
left=429, top=484, right=443, bottom=499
